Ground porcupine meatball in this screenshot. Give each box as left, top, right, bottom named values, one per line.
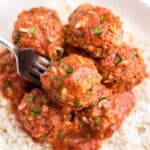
left=0, top=50, right=30, bottom=105
left=77, top=86, right=135, bottom=138
left=12, top=7, right=64, bottom=59
left=40, top=54, right=102, bottom=111
left=65, top=4, right=123, bottom=58
left=18, top=88, right=73, bottom=142
left=95, top=44, right=146, bottom=92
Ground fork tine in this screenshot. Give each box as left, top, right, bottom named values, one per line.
left=34, top=63, right=47, bottom=72
left=38, top=56, right=49, bottom=65
left=30, top=69, right=41, bottom=78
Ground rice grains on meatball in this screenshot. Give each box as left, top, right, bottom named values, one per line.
left=18, top=88, right=72, bottom=142
left=77, top=86, right=135, bottom=138
left=65, top=4, right=123, bottom=58
left=12, top=7, right=64, bottom=59
left=40, top=54, right=102, bottom=110
left=95, top=44, right=146, bottom=92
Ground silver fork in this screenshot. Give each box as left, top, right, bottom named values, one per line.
left=0, top=37, right=49, bottom=86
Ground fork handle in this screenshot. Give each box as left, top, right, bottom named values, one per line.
left=0, top=36, right=19, bottom=57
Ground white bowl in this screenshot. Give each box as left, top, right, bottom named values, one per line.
left=0, top=1, right=150, bottom=150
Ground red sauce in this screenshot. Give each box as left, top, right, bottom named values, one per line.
left=0, top=50, right=136, bottom=150
left=0, top=4, right=146, bottom=150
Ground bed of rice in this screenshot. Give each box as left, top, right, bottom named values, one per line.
left=0, top=4, right=150, bottom=150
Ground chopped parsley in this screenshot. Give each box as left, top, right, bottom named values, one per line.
left=131, top=51, right=137, bottom=59
left=101, top=97, right=111, bottom=101
left=56, top=49, right=62, bottom=57
left=41, top=131, right=50, bottom=137
left=29, top=26, right=36, bottom=34
left=93, top=102, right=98, bottom=107
left=50, top=76, right=62, bottom=90
left=27, top=95, right=34, bottom=103
left=66, top=66, right=73, bottom=74
left=38, top=100, right=44, bottom=106
left=47, top=66, right=51, bottom=71
left=94, top=118, right=100, bottom=125
left=100, top=17, right=105, bottom=24
left=30, top=108, right=42, bottom=117
left=64, top=66, right=73, bottom=78
left=2, top=63, right=7, bottom=68
left=50, top=76, right=61, bottom=81
left=57, top=133, right=64, bottom=139
left=51, top=81, right=62, bottom=90
left=115, top=56, right=123, bottom=64
left=5, top=80, right=12, bottom=86
left=60, top=61, right=66, bottom=69
left=74, top=101, right=81, bottom=108
left=93, top=27, right=102, bottom=35
left=15, top=34, right=20, bottom=41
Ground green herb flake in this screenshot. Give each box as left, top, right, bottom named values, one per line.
left=29, top=26, right=36, bottom=34
left=115, top=56, right=123, bottom=64
left=60, top=61, right=66, bottom=69
left=47, top=66, right=51, bottom=71
left=41, top=131, right=50, bottom=137
left=15, top=34, right=20, bottom=41
left=58, top=82, right=62, bottom=88
left=100, top=17, right=105, bottom=24
left=64, top=66, right=73, bottom=78
left=93, top=102, right=98, bottom=107
left=66, top=66, right=73, bottom=74
left=64, top=74, right=68, bottom=78
left=61, top=65, right=65, bottom=69
left=94, top=118, right=100, bottom=125
left=5, top=80, right=12, bottom=86
left=57, top=133, right=64, bottom=139
left=74, top=101, right=81, bottom=108
left=50, top=76, right=60, bottom=81
left=93, top=27, right=102, bottom=35
left=38, top=100, right=44, bottom=106
left=101, top=97, right=111, bottom=101
left=27, top=95, right=34, bottom=103
left=131, top=51, right=137, bottom=59
left=30, top=108, right=42, bottom=117
left=56, top=50, right=62, bottom=57
left=51, top=81, right=62, bottom=90
left=2, top=63, right=7, bottom=68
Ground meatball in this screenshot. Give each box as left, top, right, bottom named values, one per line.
left=40, top=54, right=102, bottom=110
left=77, top=86, right=135, bottom=138
left=12, top=7, right=64, bottom=59
left=18, top=88, right=72, bottom=142
left=65, top=4, right=123, bottom=58
left=95, top=44, right=146, bottom=92
left=0, top=50, right=30, bottom=106
left=52, top=127, right=101, bottom=150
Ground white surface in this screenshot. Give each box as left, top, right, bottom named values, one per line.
left=0, top=0, right=150, bottom=150
left=0, top=0, right=150, bottom=39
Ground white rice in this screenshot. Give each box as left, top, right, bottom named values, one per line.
left=0, top=3, right=150, bottom=150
